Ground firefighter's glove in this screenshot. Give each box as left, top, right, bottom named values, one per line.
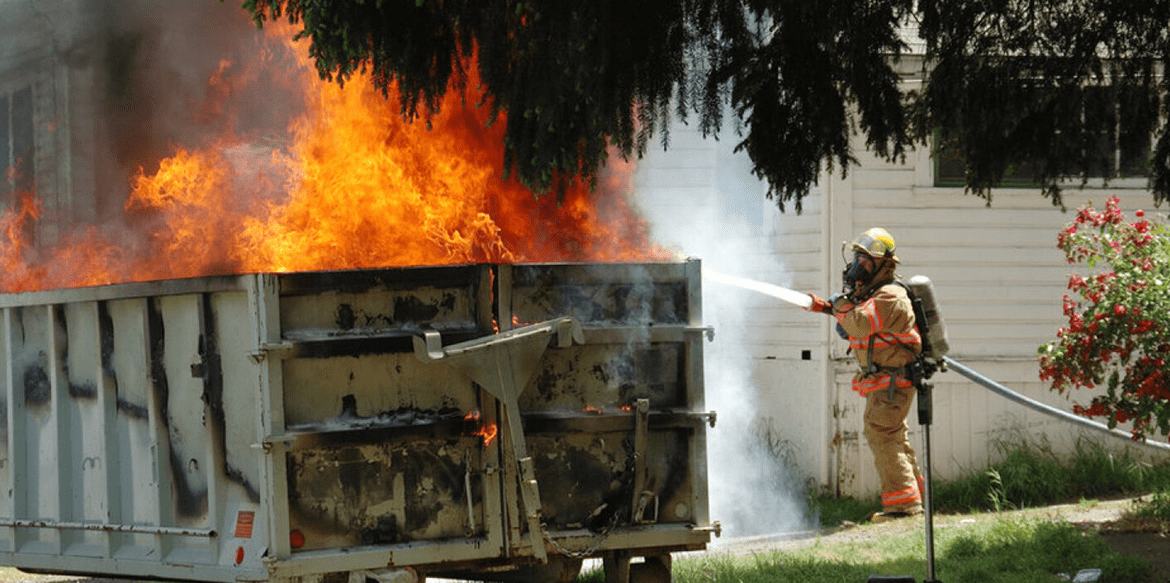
left=807, top=294, right=833, bottom=315
left=829, top=293, right=853, bottom=313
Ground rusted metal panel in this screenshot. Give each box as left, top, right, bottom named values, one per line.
left=286, top=438, right=484, bottom=548
left=0, top=261, right=712, bottom=583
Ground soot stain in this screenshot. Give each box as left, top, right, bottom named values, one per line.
left=392, top=296, right=440, bottom=323
left=23, top=365, right=50, bottom=406
left=336, top=303, right=356, bottom=330
left=68, top=382, right=98, bottom=399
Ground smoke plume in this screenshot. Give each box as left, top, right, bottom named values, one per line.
left=632, top=119, right=816, bottom=538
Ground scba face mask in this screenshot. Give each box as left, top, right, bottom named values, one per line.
left=842, top=251, right=875, bottom=296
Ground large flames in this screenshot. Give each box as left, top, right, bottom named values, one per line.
left=0, top=16, right=667, bottom=294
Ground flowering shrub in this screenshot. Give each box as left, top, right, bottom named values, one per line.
left=1039, top=196, right=1169, bottom=442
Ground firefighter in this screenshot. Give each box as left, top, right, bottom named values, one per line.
left=806, top=227, right=925, bottom=522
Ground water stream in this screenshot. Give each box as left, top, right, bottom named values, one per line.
left=703, top=269, right=812, bottom=309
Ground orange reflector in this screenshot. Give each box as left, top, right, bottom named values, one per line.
left=290, top=529, right=306, bottom=549
left=235, top=546, right=244, bottom=565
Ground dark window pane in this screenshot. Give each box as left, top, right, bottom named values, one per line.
left=1, top=93, right=10, bottom=204
left=934, top=142, right=964, bottom=184
left=934, top=138, right=1040, bottom=186
left=1118, top=87, right=1154, bottom=177
left=935, top=87, right=1152, bottom=185
left=11, top=86, right=35, bottom=197
left=1119, top=140, right=1152, bottom=177
left=1083, top=87, right=1116, bottom=178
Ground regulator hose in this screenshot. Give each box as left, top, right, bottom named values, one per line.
left=942, top=356, right=1170, bottom=453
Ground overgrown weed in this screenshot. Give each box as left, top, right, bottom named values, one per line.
left=933, top=437, right=1170, bottom=514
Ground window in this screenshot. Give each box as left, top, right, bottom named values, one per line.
left=934, top=87, right=1154, bottom=187
left=1, top=83, right=36, bottom=206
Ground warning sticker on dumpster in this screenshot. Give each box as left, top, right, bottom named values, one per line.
left=234, top=511, right=255, bottom=538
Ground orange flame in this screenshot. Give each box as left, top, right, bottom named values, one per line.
left=477, top=423, right=499, bottom=448
left=0, top=14, right=668, bottom=294
left=463, top=410, right=499, bottom=448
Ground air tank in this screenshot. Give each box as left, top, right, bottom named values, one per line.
left=906, top=274, right=950, bottom=361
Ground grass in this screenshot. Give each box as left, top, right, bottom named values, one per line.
left=1133, top=489, right=1170, bottom=521
left=576, top=438, right=1170, bottom=583
left=697, top=519, right=1149, bottom=582
left=809, top=492, right=879, bottom=526
left=578, top=516, right=1154, bottom=582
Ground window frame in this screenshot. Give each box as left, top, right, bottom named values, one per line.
left=931, top=85, right=1157, bottom=189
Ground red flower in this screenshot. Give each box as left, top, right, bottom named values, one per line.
left=1131, top=320, right=1155, bottom=334
left=1137, top=372, right=1167, bottom=398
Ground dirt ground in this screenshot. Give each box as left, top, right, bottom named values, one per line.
left=1092, top=509, right=1170, bottom=583
left=704, top=496, right=1170, bottom=581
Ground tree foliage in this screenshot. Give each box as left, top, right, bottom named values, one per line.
left=241, top=0, right=1170, bottom=211
left=918, top=0, right=1170, bottom=208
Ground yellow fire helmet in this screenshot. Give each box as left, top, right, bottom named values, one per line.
left=849, top=227, right=898, bottom=261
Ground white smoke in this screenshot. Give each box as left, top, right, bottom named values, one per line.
left=631, top=119, right=816, bottom=538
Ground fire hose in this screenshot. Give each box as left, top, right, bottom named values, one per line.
left=942, top=356, right=1170, bottom=452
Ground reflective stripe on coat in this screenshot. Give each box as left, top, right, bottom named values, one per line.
left=836, top=282, right=922, bottom=396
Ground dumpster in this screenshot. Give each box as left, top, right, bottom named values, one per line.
left=0, top=260, right=715, bottom=583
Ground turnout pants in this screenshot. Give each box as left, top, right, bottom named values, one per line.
left=863, top=384, right=924, bottom=513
